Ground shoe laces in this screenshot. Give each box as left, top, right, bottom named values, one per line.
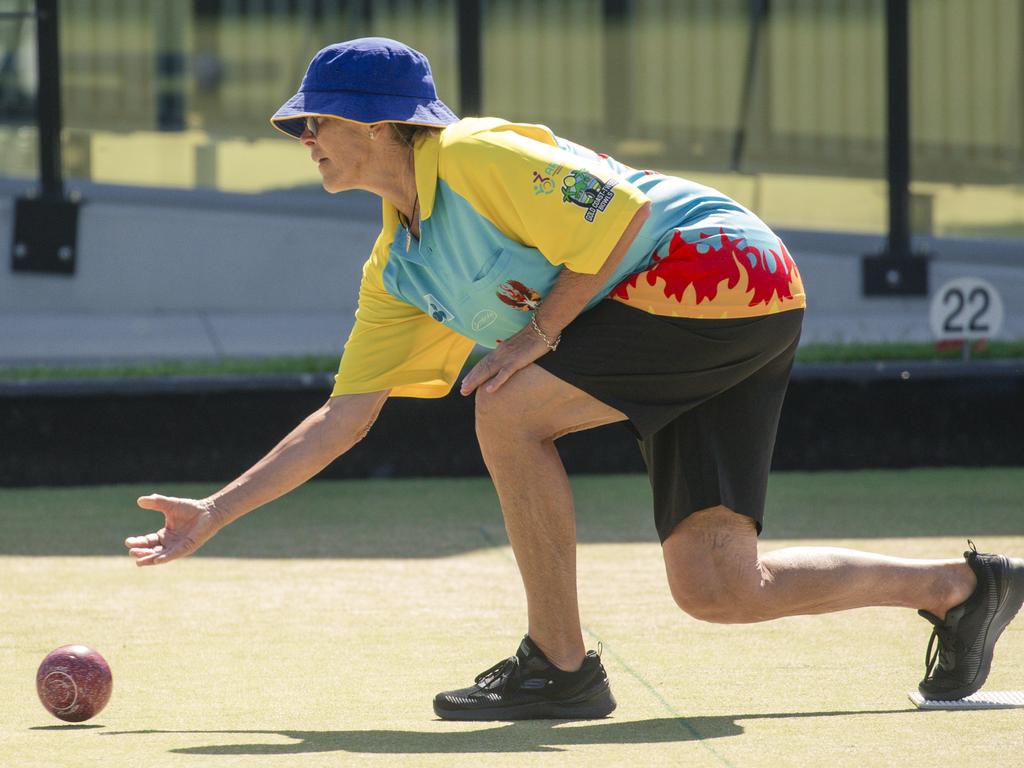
left=474, top=656, right=519, bottom=692
left=921, top=613, right=959, bottom=678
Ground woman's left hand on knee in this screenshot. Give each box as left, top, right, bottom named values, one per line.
left=460, top=328, right=549, bottom=396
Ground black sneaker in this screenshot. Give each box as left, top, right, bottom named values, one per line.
left=918, top=541, right=1024, bottom=700
left=433, top=636, right=616, bottom=720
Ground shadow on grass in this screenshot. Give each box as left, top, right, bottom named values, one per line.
left=30, top=724, right=105, bottom=730
left=103, top=710, right=910, bottom=755
left=2, top=469, right=1022, bottom=558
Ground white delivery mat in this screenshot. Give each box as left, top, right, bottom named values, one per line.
left=908, top=691, right=1024, bottom=710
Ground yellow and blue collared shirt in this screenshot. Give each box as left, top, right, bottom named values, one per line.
left=332, top=118, right=805, bottom=399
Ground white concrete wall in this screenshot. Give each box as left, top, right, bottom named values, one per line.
left=0, top=182, right=378, bottom=313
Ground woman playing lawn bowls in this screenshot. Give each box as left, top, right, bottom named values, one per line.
left=126, top=38, right=1024, bottom=720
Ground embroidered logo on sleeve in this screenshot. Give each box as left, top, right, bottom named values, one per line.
left=496, top=280, right=541, bottom=311
left=531, top=171, right=555, bottom=196
left=561, top=169, right=617, bottom=222
left=423, top=294, right=455, bottom=324
left=544, top=161, right=565, bottom=178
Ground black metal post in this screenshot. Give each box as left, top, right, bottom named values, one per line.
left=10, top=0, right=81, bottom=275
left=456, top=0, right=482, bottom=116
left=155, top=2, right=187, bottom=130
left=886, top=0, right=911, bottom=261
left=602, top=0, right=632, bottom=138
left=732, top=0, right=770, bottom=171
left=862, top=0, right=928, bottom=296
left=35, top=0, right=63, bottom=200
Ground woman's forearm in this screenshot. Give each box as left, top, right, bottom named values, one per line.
left=534, top=202, right=651, bottom=337
left=207, top=390, right=388, bottom=525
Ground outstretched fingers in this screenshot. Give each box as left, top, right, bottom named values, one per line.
left=125, top=528, right=165, bottom=564
left=136, top=493, right=177, bottom=512
left=133, top=546, right=171, bottom=567
left=126, top=492, right=220, bottom=566
left=124, top=531, right=163, bottom=549
left=127, top=494, right=176, bottom=565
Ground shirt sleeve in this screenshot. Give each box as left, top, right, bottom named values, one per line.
left=331, top=230, right=475, bottom=399
left=438, top=126, right=649, bottom=274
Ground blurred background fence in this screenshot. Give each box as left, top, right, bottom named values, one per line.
left=1, top=0, right=1022, bottom=234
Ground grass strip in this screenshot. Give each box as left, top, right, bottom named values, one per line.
left=0, top=355, right=340, bottom=381
left=794, top=340, right=1024, bottom=363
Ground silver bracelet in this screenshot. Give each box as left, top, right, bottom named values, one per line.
left=530, top=312, right=561, bottom=351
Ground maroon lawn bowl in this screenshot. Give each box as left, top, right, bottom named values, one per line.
left=36, top=645, right=113, bottom=722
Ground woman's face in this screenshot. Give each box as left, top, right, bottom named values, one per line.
left=301, top=117, right=377, bottom=193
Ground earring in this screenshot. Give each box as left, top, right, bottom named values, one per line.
left=368, top=129, right=377, bottom=140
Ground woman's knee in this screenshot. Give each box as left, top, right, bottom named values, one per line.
left=666, top=567, right=763, bottom=623
left=663, top=507, right=768, bottom=623
left=474, top=379, right=543, bottom=444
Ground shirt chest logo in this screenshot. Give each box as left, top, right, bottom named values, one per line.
left=496, top=280, right=541, bottom=311
left=471, top=309, right=498, bottom=331
left=423, top=294, right=454, bottom=324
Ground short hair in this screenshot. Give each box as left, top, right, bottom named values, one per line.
left=390, top=122, right=442, bottom=147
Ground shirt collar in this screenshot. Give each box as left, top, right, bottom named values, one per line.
left=412, top=127, right=442, bottom=222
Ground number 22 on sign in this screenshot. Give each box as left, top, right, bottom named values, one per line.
left=929, top=277, right=1004, bottom=360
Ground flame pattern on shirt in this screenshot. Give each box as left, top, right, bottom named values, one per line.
left=609, top=228, right=801, bottom=310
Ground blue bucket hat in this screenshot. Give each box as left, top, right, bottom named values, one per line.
left=271, top=37, right=458, bottom=138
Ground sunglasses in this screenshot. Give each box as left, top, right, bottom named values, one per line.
left=305, top=115, right=321, bottom=136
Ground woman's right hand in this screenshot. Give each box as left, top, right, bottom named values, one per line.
left=125, top=494, right=225, bottom=566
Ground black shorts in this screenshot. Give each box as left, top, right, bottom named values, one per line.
left=535, top=300, right=804, bottom=542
